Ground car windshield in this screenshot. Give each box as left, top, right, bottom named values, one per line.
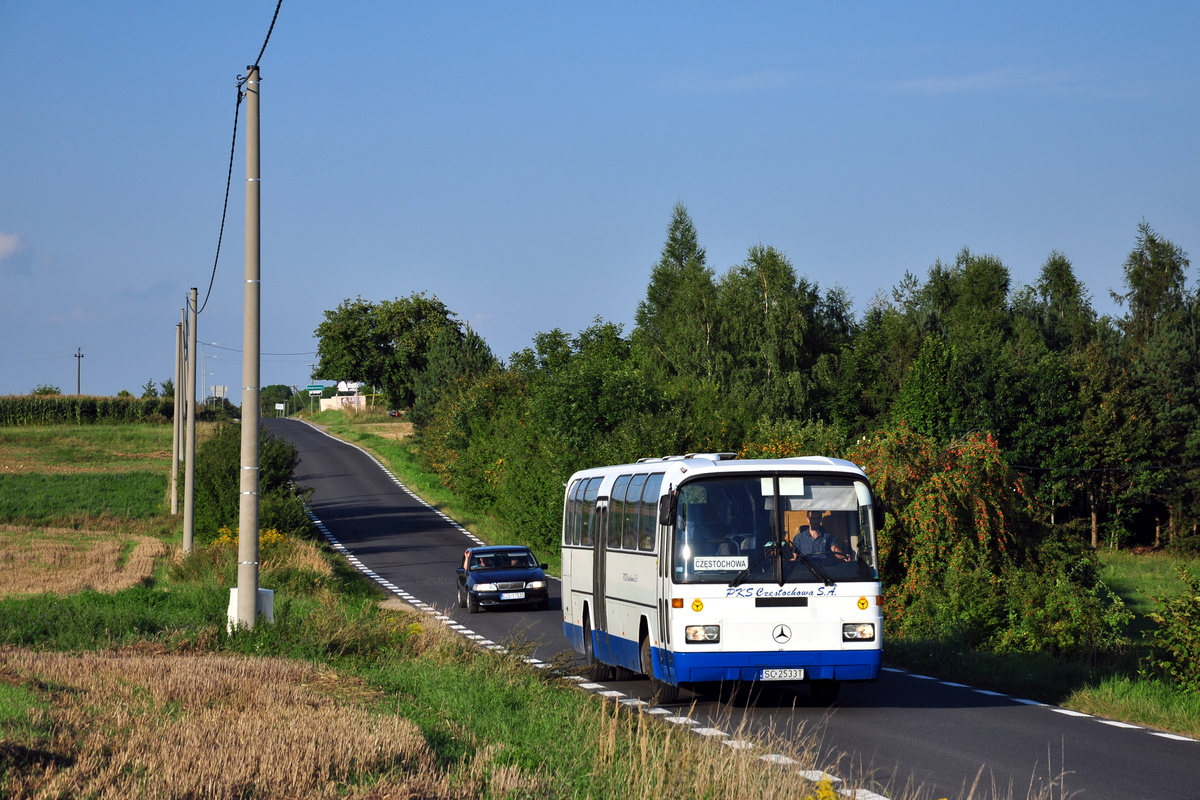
left=672, top=474, right=879, bottom=585
left=472, top=551, right=536, bottom=570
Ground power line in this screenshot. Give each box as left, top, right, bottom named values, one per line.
left=254, top=1, right=284, bottom=68
left=197, top=82, right=243, bottom=315
left=197, top=0, right=284, bottom=316
left=202, top=342, right=314, bottom=356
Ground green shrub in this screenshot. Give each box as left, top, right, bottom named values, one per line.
left=192, top=421, right=312, bottom=544
left=851, top=424, right=1131, bottom=660
left=1140, top=568, right=1200, bottom=692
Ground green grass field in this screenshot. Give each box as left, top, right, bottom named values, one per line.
left=0, top=472, right=168, bottom=522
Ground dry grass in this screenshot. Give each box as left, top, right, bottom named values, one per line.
left=354, top=422, right=414, bottom=441
left=0, top=526, right=167, bottom=596
left=0, top=648, right=476, bottom=799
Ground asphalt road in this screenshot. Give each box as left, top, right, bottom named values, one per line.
left=265, top=417, right=1200, bottom=800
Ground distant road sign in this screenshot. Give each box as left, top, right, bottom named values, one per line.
left=308, top=390, right=322, bottom=396
left=306, top=384, right=323, bottom=391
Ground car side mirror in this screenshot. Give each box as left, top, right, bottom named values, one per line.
left=456, top=567, right=466, bottom=576
left=658, top=493, right=676, bottom=526
left=540, top=563, right=548, bottom=569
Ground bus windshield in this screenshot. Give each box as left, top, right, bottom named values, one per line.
left=672, top=474, right=878, bottom=585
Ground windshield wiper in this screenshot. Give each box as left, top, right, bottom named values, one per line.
left=729, top=547, right=774, bottom=588
left=792, top=550, right=835, bottom=587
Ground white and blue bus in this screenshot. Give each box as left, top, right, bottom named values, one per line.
left=561, top=453, right=882, bottom=703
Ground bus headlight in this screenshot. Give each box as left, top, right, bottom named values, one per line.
left=685, top=625, right=720, bottom=643
left=842, top=623, right=875, bottom=642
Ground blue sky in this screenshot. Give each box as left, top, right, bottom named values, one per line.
left=1, top=2, right=1197, bottom=398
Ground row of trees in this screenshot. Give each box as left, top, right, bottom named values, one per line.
left=312, top=206, right=1197, bottom=657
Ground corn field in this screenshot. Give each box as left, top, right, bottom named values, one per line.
left=0, top=396, right=176, bottom=426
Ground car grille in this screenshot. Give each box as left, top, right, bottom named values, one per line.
left=496, top=581, right=525, bottom=591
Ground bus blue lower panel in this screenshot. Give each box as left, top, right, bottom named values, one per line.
left=564, top=622, right=880, bottom=683
left=668, top=647, right=881, bottom=683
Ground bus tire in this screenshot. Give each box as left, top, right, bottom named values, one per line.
left=640, top=636, right=680, bottom=705
left=809, top=679, right=840, bottom=705
left=584, top=614, right=615, bottom=681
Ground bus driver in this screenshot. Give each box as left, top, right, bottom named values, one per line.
left=793, top=511, right=852, bottom=561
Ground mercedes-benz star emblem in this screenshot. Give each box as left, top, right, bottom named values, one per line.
left=772, top=624, right=792, bottom=643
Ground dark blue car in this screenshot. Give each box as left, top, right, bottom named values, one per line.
left=456, top=545, right=550, bottom=612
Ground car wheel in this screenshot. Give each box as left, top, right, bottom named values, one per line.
left=457, top=585, right=467, bottom=609
left=640, top=636, right=680, bottom=704
left=538, top=596, right=550, bottom=612
left=467, top=591, right=480, bottom=614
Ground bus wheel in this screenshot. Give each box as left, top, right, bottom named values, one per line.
left=640, top=637, right=680, bottom=705
left=809, top=679, right=840, bottom=705
left=584, top=615, right=615, bottom=681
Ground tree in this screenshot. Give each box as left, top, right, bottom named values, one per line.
left=633, top=203, right=719, bottom=383
left=159, top=378, right=175, bottom=399
left=313, top=297, right=383, bottom=387
left=140, top=379, right=158, bottom=399
left=410, top=323, right=497, bottom=426
left=1032, top=251, right=1096, bottom=351
left=313, top=293, right=459, bottom=410
left=1113, top=221, right=1190, bottom=346
left=30, top=384, right=61, bottom=396
left=892, top=335, right=961, bottom=439
left=713, top=244, right=841, bottom=427
left=1113, top=223, right=1198, bottom=544
left=259, top=384, right=293, bottom=416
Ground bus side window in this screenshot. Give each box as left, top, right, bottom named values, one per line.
left=639, top=473, right=663, bottom=551
left=624, top=474, right=647, bottom=550
left=581, top=477, right=601, bottom=547
left=609, top=475, right=630, bottom=549
left=565, top=479, right=580, bottom=546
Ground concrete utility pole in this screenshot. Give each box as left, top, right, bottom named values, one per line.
left=183, top=288, right=198, bottom=554
left=171, top=319, right=182, bottom=515
left=236, top=64, right=262, bottom=629
left=74, top=348, right=84, bottom=395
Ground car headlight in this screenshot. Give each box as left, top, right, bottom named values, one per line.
left=684, top=625, right=720, bottom=643
left=843, top=623, right=875, bottom=642
left=526, top=580, right=546, bottom=589
left=474, top=583, right=498, bottom=592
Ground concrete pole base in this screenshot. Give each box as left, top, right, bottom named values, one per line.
left=226, top=587, right=275, bottom=633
